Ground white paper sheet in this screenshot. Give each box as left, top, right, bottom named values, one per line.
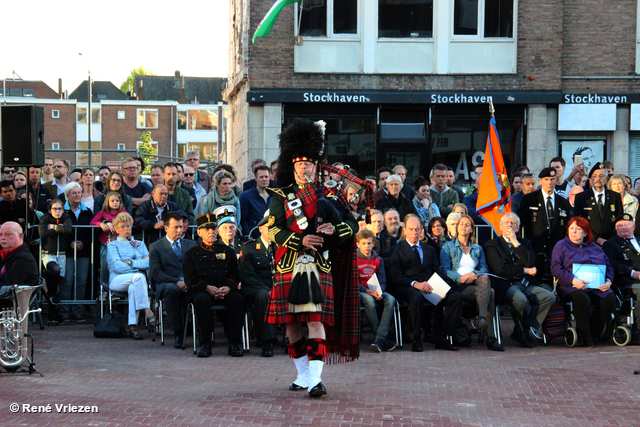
left=421, top=272, right=451, bottom=305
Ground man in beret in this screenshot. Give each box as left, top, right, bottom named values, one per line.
left=574, top=162, right=623, bottom=246
left=183, top=213, right=247, bottom=357
left=603, top=214, right=640, bottom=344
left=214, top=206, right=248, bottom=257
left=517, top=167, right=572, bottom=285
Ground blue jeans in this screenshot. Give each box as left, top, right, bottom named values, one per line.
left=360, top=291, right=396, bottom=341
left=60, top=257, right=90, bottom=320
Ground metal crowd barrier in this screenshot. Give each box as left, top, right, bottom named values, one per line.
left=28, top=224, right=200, bottom=311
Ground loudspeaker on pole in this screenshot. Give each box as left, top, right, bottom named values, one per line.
left=1, top=105, right=45, bottom=167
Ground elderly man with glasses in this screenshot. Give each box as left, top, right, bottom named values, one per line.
left=184, top=151, right=211, bottom=194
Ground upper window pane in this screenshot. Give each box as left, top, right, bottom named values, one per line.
left=137, top=109, right=158, bottom=129
left=454, top=0, right=478, bottom=35
left=77, top=108, right=87, bottom=124
left=91, top=108, right=100, bottom=124
left=484, top=0, right=513, bottom=37
left=300, top=0, right=327, bottom=37
left=178, top=111, right=187, bottom=130
left=379, top=0, right=433, bottom=38
left=188, top=110, right=218, bottom=130
left=334, top=0, right=357, bottom=34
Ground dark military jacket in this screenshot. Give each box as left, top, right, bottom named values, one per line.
left=603, top=235, right=640, bottom=290
left=517, top=189, right=572, bottom=257
left=239, top=237, right=274, bottom=294
left=574, top=189, right=623, bottom=242
left=184, top=243, right=239, bottom=298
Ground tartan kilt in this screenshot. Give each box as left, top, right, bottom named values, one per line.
left=266, top=270, right=335, bottom=325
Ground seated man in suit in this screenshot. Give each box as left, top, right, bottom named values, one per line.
left=485, top=213, right=555, bottom=348
left=149, top=212, right=198, bottom=348
left=388, top=215, right=462, bottom=351
left=603, top=213, right=640, bottom=345
left=574, top=162, right=623, bottom=246
left=184, top=213, right=246, bottom=358
left=239, top=212, right=277, bottom=357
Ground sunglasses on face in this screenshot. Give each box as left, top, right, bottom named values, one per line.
left=184, top=173, right=195, bottom=177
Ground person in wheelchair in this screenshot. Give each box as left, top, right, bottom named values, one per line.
left=603, top=213, right=640, bottom=345
left=551, top=216, right=615, bottom=347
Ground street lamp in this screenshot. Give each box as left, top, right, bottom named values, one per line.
left=79, top=53, right=92, bottom=165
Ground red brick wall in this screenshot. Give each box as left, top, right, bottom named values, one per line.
left=101, top=105, right=174, bottom=164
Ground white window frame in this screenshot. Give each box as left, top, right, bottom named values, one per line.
left=295, top=0, right=361, bottom=40
left=52, top=110, right=60, bottom=119
left=52, top=142, right=60, bottom=150
left=117, top=111, right=126, bottom=120
left=137, top=140, right=158, bottom=162
left=377, top=0, right=434, bottom=40
left=451, top=0, right=516, bottom=41
left=117, top=143, right=126, bottom=150
left=137, top=108, right=159, bottom=129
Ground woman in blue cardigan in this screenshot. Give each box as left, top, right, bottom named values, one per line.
left=441, top=215, right=503, bottom=351
left=107, top=212, right=154, bottom=339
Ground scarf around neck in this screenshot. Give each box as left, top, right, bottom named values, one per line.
left=213, top=189, right=237, bottom=207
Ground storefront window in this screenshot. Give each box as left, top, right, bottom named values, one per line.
left=378, top=0, right=433, bottom=38
left=380, top=111, right=427, bottom=141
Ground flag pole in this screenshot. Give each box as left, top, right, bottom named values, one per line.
left=489, top=98, right=495, bottom=118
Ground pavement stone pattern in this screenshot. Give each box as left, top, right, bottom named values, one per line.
left=2, top=321, right=640, bottom=426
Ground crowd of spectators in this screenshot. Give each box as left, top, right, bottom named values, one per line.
left=1, top=151, right=640, bottom=357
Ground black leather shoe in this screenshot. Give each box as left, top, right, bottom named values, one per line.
left=289, top=383, right=306, bottom=391
left=173, top=334, right=184, bottom=349
left=435, top=340, right=458, bottom=351
left=411, top=341, right=423, bottom=352
left=308, top=381, right=327, bottom=397
left=198, top=343, right=212, bottom=357
left=261, top=341, right=274, bottom=357
left=228, top=343, right=243, bottom=357
left=510, top=330, right=533, bottom=348
left=486, top=338, right=505, bottom=352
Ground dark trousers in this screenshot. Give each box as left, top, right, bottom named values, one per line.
left=242, top=287, right=275, bottom=343
left=565, top=290, right=615, bottom=341
left=191, top=290, right=246, bottom=345
left=156, top=282, right=186, bottom=333
left=395, top=286, right=462, bottom=342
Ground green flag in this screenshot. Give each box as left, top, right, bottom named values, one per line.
left=252, top=0, right=302, bottom=43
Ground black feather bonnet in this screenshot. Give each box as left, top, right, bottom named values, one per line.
left=275, top=118, right=326, bottom=187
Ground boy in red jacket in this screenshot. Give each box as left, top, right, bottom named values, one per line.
left=356, top=230, right=398, bottom=352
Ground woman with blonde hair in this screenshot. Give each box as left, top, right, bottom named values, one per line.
left=107, top=212, right=154, bottom=339
left=608, top=174, right=638, bottom=219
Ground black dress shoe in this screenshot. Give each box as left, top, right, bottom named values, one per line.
left=435, top=340, right=458, bottom=351
left=289, top=383, right=306, bottom=391
left=261, top=341, right=274, bottom=357
left=308, top=381, right=327, bottom=397
left=228, top=343, right=243, bottom=357
left=411, top=341, right=424, bottom=352
left=486, top=338, right=505, bottom=352
left=198, top=343, right=212, bottom=357
left=510, top=330, right=534, bottom=348
left=174, top=334, right=184, bottom=349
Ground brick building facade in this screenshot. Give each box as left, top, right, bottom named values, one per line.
left=224, top=0, right=640, bottom=184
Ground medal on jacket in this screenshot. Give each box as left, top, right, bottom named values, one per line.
left=287, top=197, right=308, bottom=230
left=215, top=253, right=226, bottom=260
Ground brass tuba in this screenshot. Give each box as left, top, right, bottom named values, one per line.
left=0, top=284, right=41, bottom=373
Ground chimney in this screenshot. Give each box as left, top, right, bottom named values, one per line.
left=178, top=74, right=186, bottom=104
left=58, top=78, right=63, bottom=99
left=138, top=80, right=144, bottom=101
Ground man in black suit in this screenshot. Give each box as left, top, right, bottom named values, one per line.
left=239, top=213, right=277, bottom=357
left=388, top=215, right=462, bottom=351
left=603, top=213, right=640, bottom=345
left=517, top=167, right=572, bottom=281
left=574, top=162, right=623, bottom=246
left=149, top=212, right=198, bottom=348
left=485, top=213, right=555, bottom=348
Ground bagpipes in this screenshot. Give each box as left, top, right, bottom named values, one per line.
left=315, top=163, right=376, bottom=221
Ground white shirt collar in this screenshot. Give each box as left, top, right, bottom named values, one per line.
left=593, top=188, right=605, bottom=199
left=166, top=235, right=179, bottom=245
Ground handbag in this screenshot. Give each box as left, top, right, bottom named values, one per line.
left=93, top=312, right=127, bottom=338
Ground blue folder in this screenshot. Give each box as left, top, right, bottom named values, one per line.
left=572, top=264, right=606, bottom=289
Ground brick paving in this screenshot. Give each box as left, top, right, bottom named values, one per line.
left=2, top=321, right=640, bottom=427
